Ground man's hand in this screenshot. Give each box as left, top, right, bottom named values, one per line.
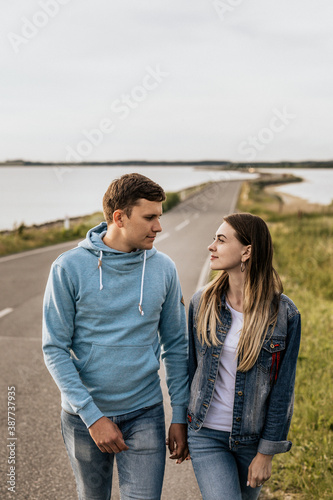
left=247, top=452, right=273, bottom=488
left=88, top=416, right=129, bottom=454
left=167, top=423, right=188, bottom=464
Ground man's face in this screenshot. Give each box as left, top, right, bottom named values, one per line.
left=121, top=198, right=162, bottom=252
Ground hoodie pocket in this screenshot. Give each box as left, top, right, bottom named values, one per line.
left=78, top=344, right=161, bottom=406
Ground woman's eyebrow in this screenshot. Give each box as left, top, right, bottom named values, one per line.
left=216, top=233, right=227, bottom=239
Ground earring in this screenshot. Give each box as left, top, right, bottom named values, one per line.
left=241, top=261, right=245, bottom=272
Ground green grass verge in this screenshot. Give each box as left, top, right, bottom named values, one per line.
left=238, top=182, right=333, bottom=499
left=0, top=192, right=181, bottom=257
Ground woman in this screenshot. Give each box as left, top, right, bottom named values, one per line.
left=187, top=213, right=301, bottom=500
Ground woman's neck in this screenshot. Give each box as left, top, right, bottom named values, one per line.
left=226, top=275, right=245, bottom=313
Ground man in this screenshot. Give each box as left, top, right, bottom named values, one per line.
left=42, top=173, right=189, bottom=500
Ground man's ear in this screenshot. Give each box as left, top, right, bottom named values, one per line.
left=243, top=245, right=251, bottom=262
left=113, top=209, right=124, bottom=228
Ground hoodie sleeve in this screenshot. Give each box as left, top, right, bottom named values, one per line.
left=158, top=266, right=189, bottom=424
left=42, top=262, right=104, bottom=428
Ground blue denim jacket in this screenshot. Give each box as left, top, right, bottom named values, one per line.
left=188, top=290, right=301, bottom=455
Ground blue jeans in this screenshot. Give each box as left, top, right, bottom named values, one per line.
left=188, top=427, right=262, bottom=500
left=61, top=403, right=166, bottom=500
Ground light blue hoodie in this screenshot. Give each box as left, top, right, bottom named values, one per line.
left=42, top=222, right=189, bottom=428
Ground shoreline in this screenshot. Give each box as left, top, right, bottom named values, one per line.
left=266, top=185, right=332, bottom=213
left=1, top=160, right=333, bottom=168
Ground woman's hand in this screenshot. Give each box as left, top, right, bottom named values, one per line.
left=166, top=424, right=189, bottom=464
left=247, top=452, right=273, bottom=488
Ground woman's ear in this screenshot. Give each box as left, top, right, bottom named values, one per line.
left=242, top=245, right=251, bottom=262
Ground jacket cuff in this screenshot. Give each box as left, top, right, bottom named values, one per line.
left=77, top=400, right=104, bottom=428
left=171, top=405, right=188, bottom=424
left=258, top=438, right=292, bottom=455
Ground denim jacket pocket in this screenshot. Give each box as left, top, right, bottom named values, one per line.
left=258, top=337, right=286, bottom=374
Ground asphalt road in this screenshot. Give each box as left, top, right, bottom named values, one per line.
left=0, top=180, right=241, bottom=500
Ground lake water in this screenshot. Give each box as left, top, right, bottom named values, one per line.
left=0, top=166, right=331, bottom=231
left=257, top=168, right=333, bottom=205
left=0, top=166, right=257, bottom=231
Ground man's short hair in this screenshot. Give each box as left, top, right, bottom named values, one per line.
left=103, top=173, right=166, bottom=224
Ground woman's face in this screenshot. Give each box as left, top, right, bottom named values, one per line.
left=208, top=221, right=250, bottom=272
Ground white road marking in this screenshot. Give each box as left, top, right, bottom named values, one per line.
left=0, top=308, right=14, bottom=319
left=154, top=232, right=170, bottom=244
left=175, top=219, right=190, bottom=231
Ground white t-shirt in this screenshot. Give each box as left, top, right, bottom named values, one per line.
left=203, top=302, right=243, bottom=432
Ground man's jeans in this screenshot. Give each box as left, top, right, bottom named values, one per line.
left=61, top=403, right=166, bottom=500
left=188, top=427, right=262, bottom=500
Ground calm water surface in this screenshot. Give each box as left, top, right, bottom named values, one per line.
left=0, top=166, right=256, bottom=231
left=257, top=168, right=333, bottom=205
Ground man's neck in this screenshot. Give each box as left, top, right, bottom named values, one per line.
left=102, top=230, right=135, bottom=253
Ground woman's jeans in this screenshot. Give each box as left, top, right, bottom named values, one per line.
left=61, top=403, right=166, bottom=500
left=188, top=427, right=262, bottom=500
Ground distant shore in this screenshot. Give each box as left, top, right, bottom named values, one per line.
left=1, top=159, right=333, bottom=168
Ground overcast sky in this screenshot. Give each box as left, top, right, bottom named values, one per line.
left=1, top=0, right=333, bottom=163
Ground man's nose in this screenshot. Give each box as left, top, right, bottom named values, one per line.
left=153, top=219, right=162, bottom=233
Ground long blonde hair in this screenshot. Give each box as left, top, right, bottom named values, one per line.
left=196, top=213, right=283, bottom=372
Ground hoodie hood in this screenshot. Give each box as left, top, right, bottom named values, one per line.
left=78, top=222, right=157, bottom=315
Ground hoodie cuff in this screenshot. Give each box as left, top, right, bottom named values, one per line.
left=77, top=400, right=105, bottom=428
left=258, top=438, right=292, bottom=455
left=171, top=405, right=188, bottom=424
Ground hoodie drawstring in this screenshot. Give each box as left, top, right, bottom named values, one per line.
left=98, top=249, right=146, bottom=316
left=138, top=250, right=146, bottom=316
left=98, top=251, right=103, bottom=290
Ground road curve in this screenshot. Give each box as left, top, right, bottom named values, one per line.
left=0, top=180, right=241, bottom=500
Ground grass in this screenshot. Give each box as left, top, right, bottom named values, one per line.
left=237, top=182, right=333, bottom=499
left=0, top=212, right=104, bottom=256
left=0, top=191, right=182, bottom=257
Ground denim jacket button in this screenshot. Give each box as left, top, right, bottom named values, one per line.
left=236, top=417, right=241, bottom=422
left=237, top=391, right=243, bottom=396
left=234, top=441, right=239, bottom=445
